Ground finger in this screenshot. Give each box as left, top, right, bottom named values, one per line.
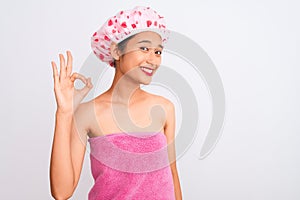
left=51, top=61, right=59, bottom=85
left=70, top=72, right=87, bottom=84
left=66, top=50, right=73, bottom=76
left=70, top=72, right=78, bottom=82
left=86, top=77, right=93, bottom=88
left=79, top=77, right=93, bottom=95
left=59, top=53, right=66, bottom=79
left=83, top=77, right=93, bottom=89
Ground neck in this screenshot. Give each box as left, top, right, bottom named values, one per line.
left=106, top=67, right=143, bottom=105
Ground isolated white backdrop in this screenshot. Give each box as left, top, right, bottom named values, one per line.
left=1, top=0, right=300, bottom=199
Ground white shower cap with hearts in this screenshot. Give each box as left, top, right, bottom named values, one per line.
left=91, top=6, right=170, bottom=67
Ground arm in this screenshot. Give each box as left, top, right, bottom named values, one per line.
left=49, top=51, right=92, bottom=199
left=50, top=110, right=74, bottom=199
left=164, top=100, right=183, bottom=200
left=50, top=105, right=88, bottom=199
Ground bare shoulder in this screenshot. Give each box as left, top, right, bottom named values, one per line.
left=145, top=92, right=174, bottom=109
left=73, top=100, right=96, bottom=134
left=74, top=100, right=93, bottom=119
left=144, top=92, right=176, bottom=139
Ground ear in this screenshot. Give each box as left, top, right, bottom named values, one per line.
left=110, top=42, right=120, bottom=60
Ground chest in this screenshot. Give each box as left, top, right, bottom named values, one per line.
left=88, top=102, right=166, bottom=137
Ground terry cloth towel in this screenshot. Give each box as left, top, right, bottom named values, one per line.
left=87, top=131, right=175, bottom=200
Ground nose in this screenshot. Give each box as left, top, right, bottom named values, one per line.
left=146, top=48, right=161, bottom=65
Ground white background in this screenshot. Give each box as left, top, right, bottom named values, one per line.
left=1, top=0, right=300, bottom=199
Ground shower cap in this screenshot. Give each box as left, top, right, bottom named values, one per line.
left=91, top=6, right=170, bottom=67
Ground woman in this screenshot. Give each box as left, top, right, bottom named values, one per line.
left=50, top=6, right=182, bottom=200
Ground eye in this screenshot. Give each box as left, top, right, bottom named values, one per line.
left=155, top=50, right=162, bottom=55
left=139, top=47, right=149, bottom=51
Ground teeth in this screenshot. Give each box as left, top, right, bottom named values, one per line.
left=141, top=67, right=153, bottom=74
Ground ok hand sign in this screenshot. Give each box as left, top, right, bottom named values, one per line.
left=51, top=51, right=93, bottom=114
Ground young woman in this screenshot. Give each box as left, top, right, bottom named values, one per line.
left=50, top=6, right=182, bottom=200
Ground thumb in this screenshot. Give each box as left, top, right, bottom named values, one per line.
left=79, top=77, right=93, bottom=96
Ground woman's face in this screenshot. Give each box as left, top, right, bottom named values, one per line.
left=117, top=31, right=163, bottom=85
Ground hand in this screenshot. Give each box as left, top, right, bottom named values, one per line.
left=51, top=50, right=93, bottom=114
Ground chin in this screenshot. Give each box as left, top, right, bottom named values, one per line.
left=138, top=79, right=151, bottom=85
left=141, top=81, right=151, bottom=85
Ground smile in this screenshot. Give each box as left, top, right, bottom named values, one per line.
left=140, top=66, right=154, bottom=76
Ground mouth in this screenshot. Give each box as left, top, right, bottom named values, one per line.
left=140, top=66, right=154, bottom=76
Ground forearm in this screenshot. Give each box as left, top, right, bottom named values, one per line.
left=172, top=170, right=183, bottom=200
left=50, top=111, right=75, bottom=199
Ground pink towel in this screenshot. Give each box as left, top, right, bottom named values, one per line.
left=88, top=132, right=175, bottom=200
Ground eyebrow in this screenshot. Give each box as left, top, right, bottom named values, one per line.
left=137, top=40, right=164, bottom=49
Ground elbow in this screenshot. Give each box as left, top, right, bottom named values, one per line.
left=51, top=191, right=73, bottom=200
left=50, top=184, right=74, bottom=200
left=50, top=173, right=75, bottom=199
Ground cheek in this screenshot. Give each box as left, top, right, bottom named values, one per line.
left=156, top=56, right=162, bottom=64
left=121, top=51, right=162, bottom=68
left=133, top=53, right=147, bottom=64
left=123, top=52, right=147, bottom=67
